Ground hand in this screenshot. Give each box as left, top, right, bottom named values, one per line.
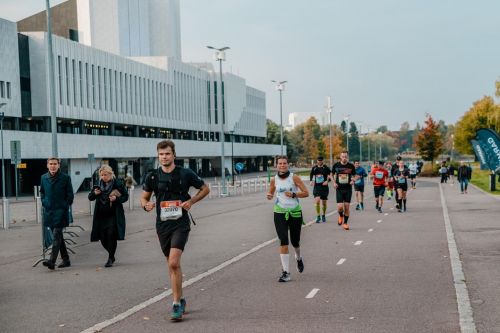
left=333, top=182, right=338, bottom=189
left=181, top=200, right=193, bottom=211
left=284, top=191, right=293, bottom=198
left=350, top=180, right=355, bottom=185
left=266, top=192, right=274, bottom=200
left=322, top=181, right=328, bottom=186
left=94, top=189, right=101, bottom=195
left=143, top=201, right=155, bottom=212
left=309, top=181, right=314, bottom=186
left=109, top=195, right=117, bottom=202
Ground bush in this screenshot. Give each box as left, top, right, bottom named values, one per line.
left=419, top=162, right=439, bottom=177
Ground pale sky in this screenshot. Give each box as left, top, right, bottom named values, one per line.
left=2, top=0, right=500, bottom=130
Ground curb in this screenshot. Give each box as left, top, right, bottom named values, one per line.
left=469, top=183, right=500, bottom=201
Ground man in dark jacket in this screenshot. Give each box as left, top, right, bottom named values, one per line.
left=457, top=161, right=472, bottom=194
left=40, top=158, right=74, bottom=270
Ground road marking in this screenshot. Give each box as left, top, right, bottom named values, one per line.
left=354, top=240, right=363, bottom=246
left=384, top=213, right=389, bottom=216
left=377, top=219, right=382, bottom=223
left=368, top=228, right=373, bottom=232
left=336, top=258, right=346, bottom=265
left=439, top=183, right=477, bottom=333
left=306, top=288, right=320, bottom=299
left=390, top=207, right=394, bottom=210
left=82, top=213, right=325, bottom=333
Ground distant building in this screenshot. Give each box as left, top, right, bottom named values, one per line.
left=0, top=1, right=280, bottom=196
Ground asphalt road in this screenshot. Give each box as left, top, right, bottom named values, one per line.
left=1, top=178, right=499, bottom=332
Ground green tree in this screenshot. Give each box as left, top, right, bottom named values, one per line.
left=376, top=125, right=388, bottom=133
left=415, top=115, right=444, bottom=164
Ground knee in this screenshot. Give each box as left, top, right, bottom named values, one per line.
left=168, top=259, right=181, bottom=271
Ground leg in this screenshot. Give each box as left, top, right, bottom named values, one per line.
left=167, top=249, right=184, bottom=303
left=274, top=213, right=290, bottom=273
left=314, top=195, right=321, bottom=222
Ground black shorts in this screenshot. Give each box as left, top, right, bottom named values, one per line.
left=410, top=174, right=416, bottom=179
left=313, top=186, right=329, bottom=200
left=354, top=184, right=364, bottom=193
left=274, top=212, right=302, bottom=248
left=374, top=186, right=385, bottom=198
left=336, top=188, right=352, bottom=203
left=396, top=183, right=408, bottom=192
left=157, top=223, right=190, bottom=257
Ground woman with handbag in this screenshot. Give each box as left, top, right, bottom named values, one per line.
left=89, top=165, right=129, bottom=267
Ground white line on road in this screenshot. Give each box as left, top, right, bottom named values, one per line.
left=377, top=219, right=382, bottom=223
left=82, top=214, right=325, bottom=333
left=439, top=183, right=477, bottom=333
left=336, top=258, right=346, bottom=265
left=384, top=213, right=389, bottom=216
left=306, top=288, right=320, bottom=299
left=354, top=240, right=363, bottom=246
left=368, top=228, right=373, bottom=232
left=390, top=207, right=394, bottom=210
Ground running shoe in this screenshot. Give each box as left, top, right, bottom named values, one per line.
left=403, top=207, right=406, bottom=212
left=387, top=197, right=392, bottom=201
left=297, top=258, right=304, bottom=273
left=398, top=209, right=402, bottom=213
left=278, top=271, right=291, bottom=282
left=378, top=207, right=382, bottom=213
left=170, top=303, right=183, bottom=321
left=338, top=215, right=343, bottom=225
left=355, top=204, right=360, bottom=210
left=316, top=216, right=321, bottom=223
left=321, top=215, right=326, bottom=223
left=360, top=202, right=364, bottom=210
left=180, top=298, right=186, bottom=314
left=342, top=223, right=349, bottom=230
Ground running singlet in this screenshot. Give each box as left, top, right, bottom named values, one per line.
left=409, top=164, right=417, bottom=175
left=274, top=173, right=299, bottom=210
left=310, top=165, right=331, bottom=187
left=371, top=167, right=388, bottom=186
left=332, top=162, right=356, bottom=190
left=394, top=168, right=410, bottom=185
left=354, top=167, right=367, bottom=186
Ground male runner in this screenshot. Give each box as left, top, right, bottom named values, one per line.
left=141, top=140, right=210, bottom=321
left=408, top=161, right=418, bottom=189
left=385, top=162, right=394, bottom=201
left=309, top=156, right=331, bottom=223
left=393, top=160, right=410, bottom=212
left=371, top=161, right=389, bottom=213
left=354, top=161, right=368, bottom=210
left=331, top=151, right=356, bottom=230
left=267, top=156, right=309, bottom=282
left=391, top=156, right=402, bottom=208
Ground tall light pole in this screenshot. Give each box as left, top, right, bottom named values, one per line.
left=326, top=96, right=333, bottom=166
left=344, top=115, right=350, bottom=152
left=367, top=126, right=371, bottom=162
left=46, top=0, right=58, bottom=157
left=207, top=45, right=230, bottom=196
left=378, top=131, right=382, bottom=160
left=230, top=130, right=235, bottom=186
left=0, top=103, right=10, bottom=230
left=272, top=80, right=287, bottom=156
left=450, top=134, right=455, bottom=161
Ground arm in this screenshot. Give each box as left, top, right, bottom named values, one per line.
left=292, top=174, right=309, bottom=198
left=66, top=176, right=74, bottom=206
left=266, top=178, right=276, bottom=200
left=140, top=191, right=155, bottom=212
left=114, top=182, right=129, bottom=204
left=181, top=184, right=210, bottom=211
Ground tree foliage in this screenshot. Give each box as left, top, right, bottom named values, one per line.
left=415, top=115, right=444, bottom=163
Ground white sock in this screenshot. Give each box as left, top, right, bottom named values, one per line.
left=294, top=247, right=301, bottom=260
left=280, top=254, right=290, bottom=273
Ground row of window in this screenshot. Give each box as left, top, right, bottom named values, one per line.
left=0, top=80, right=12, bottom=99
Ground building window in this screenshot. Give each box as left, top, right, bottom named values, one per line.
left=72, top=59, right=77, bottom=106
left=65, top=57, right=70, bottom=106
left=103, top=67, right=107, bottom=111
left=6, top=82, right=11, bottom=99
left=79, top=61, right=83, bottom=107
left=0, top=81, right=4, bottom=98
left=91, top=65, right=96, bottom=109
left=98, top=66, right=102, bottom=110
left=57, top=56, right=62, bottom=104
left=86, top=63, right=90, bottom=108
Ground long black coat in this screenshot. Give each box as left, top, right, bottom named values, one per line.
left=89, top=179, right=129, bottom=242
left=40, top=171, right=74, bottom=229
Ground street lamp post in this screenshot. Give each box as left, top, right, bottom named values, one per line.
left=46, top=0, right=58, bottom=157
left=326, top=96, right=333, bottom=166
left=207, top=45, right=230, bottom=196
left=0, top=103, right=10, bottom=230
left=450, top=134, right=455, bottom=161
left=230, top=130, right=235, bottom=186
left=378, top=132, right=382, bottom=160
left=367, top=126, right=371, bottom=162
left=272, top=80, right=287, bottom=156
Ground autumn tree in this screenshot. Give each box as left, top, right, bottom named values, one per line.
left=415, top=115, right=444, bottom=164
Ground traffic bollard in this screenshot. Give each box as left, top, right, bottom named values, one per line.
left=2, top=198, right=10, bottom=230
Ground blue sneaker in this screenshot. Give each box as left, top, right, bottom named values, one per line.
left=316, top=216, right=321, bottom=223
left=170, top=303, right=183, bottom=321
left=180, top=298, right=186, bottom=314
left=321, top=215, right=326, bottom=223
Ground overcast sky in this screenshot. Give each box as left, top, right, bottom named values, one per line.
left=2, top=0, right=500, bottom=131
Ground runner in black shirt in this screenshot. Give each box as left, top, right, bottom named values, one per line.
left=393, top=160, right=410, bottom=212
left=309, top=156, right=331, bottom=223
left=141, top=140, right=209, bottom=322
left=331, top=151, right=357, bottom=230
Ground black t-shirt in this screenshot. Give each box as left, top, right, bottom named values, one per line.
left=332, top=162, right=356, bottom=190
left=310, top=165, right=331, bottom=188
left=393, top=167, right=410, bottom=186
left=143, top=166, right=205, bottom=229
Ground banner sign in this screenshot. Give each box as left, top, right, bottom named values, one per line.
left=470, top=139, right=489, bottom=170
left=475, top=128, right=500, bottom=174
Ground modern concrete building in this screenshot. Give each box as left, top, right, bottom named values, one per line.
left=0, top=0, right=280, bottom=196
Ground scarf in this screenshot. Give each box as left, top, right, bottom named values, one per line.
left=277, top=170, right=290, bottom=179
left=98, top=179, right=114, bottom=206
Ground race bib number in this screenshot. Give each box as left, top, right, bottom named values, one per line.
left=398, top=178, right=406, bottom=184
left=315, top=174, right=325, bottom=184
left=338, top=174, right=349, bottom=184
left=160, top=200, right=183, bottom=221
left=375, top=171, right=384, bottom=179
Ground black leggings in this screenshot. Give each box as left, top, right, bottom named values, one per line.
left=274, top=212, right=302, bottom=247
left=100, top=226, right=117, bottom=259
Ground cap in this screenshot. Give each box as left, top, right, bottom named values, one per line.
left=317, top=156, right=324, bottom=161
left=378, top=160, right=385, bottom=165
left=396, top=155, right=402, bottom=161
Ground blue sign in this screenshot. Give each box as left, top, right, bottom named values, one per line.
left=475, top=128, right=500, bottom=174
left=235, top=162, right=245, bottom=172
